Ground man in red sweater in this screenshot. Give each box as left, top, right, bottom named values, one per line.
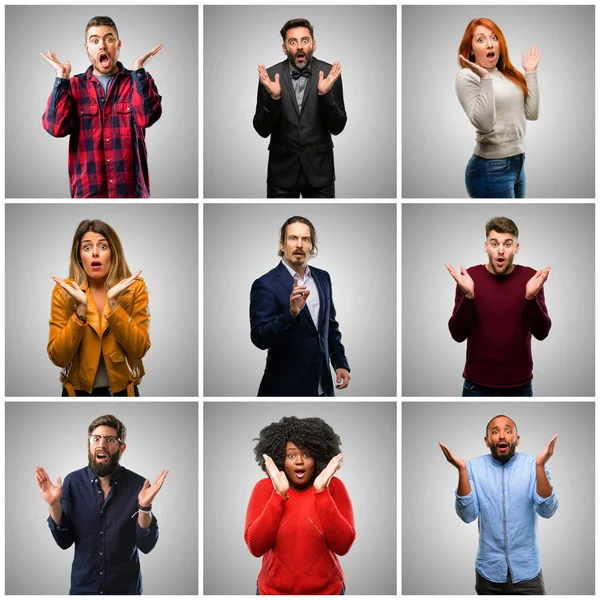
left=446, top=216, right=551, bottom=396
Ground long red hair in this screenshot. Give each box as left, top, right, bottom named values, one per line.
left=458, top=18, right=527, bottom=97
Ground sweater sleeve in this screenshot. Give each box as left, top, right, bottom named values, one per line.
left=244, top=479, right=286, bottom=557
left=524, top=72, right=539, bottom=121
left=314, top=478, right=356, bottom=556
left=448, top=285, right=474, bottom=343
left=455, top=69, right=496, bottom=134
left=526, top=286, right=551, bottom=341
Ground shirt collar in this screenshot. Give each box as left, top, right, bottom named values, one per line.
left=86, top=464, right=125, bottom=485
left=281, top=259, right=311, bottom=281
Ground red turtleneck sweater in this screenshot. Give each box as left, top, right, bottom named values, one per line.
left=449, top=264, right=551, bottom=387
left=244, top=476, right=355, bottom=595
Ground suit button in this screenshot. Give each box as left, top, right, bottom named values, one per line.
left=300, top=126, right=304, bottom=131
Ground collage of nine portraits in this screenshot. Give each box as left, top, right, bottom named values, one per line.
left=2, top=3, right=596, bottom=597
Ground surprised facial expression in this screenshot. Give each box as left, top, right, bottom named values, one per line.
left=86, top=25, right=121, bottom=76
left=485, top=416, right=519, bottom=463
left=471, top=26, right=500, bottom=69
left=282, top=26, right=316, bottom=69
left=484, top=230, right=519, bottom=275
left=283, top=441, right=315, bottom=490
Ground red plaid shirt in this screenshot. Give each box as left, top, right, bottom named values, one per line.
left=42, top=62, right=162, bottom=198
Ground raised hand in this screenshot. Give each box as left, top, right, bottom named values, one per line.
left=263, top=454, right=289, bottom=496
left=318, top=61, right=341, bottom=95
left=335, top=368, right=350, bottom=390
left=138, top=470, right=168, bottom=506
left=536, top=434, right=557, bottom=467
left=40, top=50, right=71, bottom=79
left=314, top=453, right=343, bottom=492
left=52, top=276, right=87, bottom=310
left=35, top=466, right=63, bottom=506
left=438, top=442, right=467, bottom=471
left=525, top=266, right=550, bottom=300
left=289, top=275, right=310, bottom=317
left=107, top=270, right=142, bottom=309
left=459, top=54, right=491, bottom=79
left=257, top=64, right=281, bottom=99
left=446, top=264, right=475, bottom=298
left=132, top=43, right=163, bottom=71
left=522, top=44, right=541, bottom=73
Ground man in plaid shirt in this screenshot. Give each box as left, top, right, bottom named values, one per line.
left=41, top=16, right=163, bottom=199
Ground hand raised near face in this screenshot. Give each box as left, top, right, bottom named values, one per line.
left=459, top=55, right=491, bottom=79
left=137, top=470, right=168, bottom=506
left=521, top=44, right=541, bottom=74
left=289, top=275, right=310, bottom=317
left=438, top=442, right=467, bottom=471
left=52, top=276, right=87, bottom=309
left=525, top=266, right=550, bottom=300
left=107, top=270, right=142, bottom=309
left=445, top=264, right=475, bottom=299
left=35, top=466, right=63, bottom=506
left=313, top=453, right=343, bottom=492
left=263, top=454, right=289, bottom=496
left=40, top=51, right=71, bottom=79
left=318, top=61, right=341, bottom=95
left=536, top=434, right=557, bottom=467
left=257, top=64, right=281, bottom=100
left=132, top=43, right=163, bottom=71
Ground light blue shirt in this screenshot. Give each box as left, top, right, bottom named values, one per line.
left=455, top=452, right=558, bottom=584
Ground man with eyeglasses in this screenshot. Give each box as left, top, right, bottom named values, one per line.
left=445, top=216, right=551, bottom=396
left=34, top=414, right=168, bottom=594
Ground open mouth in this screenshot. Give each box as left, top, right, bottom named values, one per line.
left=497, top=442, right=509, bottom=451
left=496, top=258, right=505, bottom=266
left=91, top=261, right=102, bottom=269
left=96, top=452, right=108, bottom=461
left=98, top=52, right=110, bottom=68
left=295, top=53, right=306, bottom=62
left=486, top=51, right=496, bottom=60
left=294, top=469, right=306, bottom=479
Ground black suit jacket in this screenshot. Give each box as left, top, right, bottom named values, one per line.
left=250, top=261, right=350, bottom=396
left=253, top=58, right=347, bottom=188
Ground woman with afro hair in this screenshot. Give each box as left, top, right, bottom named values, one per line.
left=244, top=416, right=355, bottom=595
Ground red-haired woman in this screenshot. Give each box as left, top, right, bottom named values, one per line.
left=456, top=18, right=541, bottom=198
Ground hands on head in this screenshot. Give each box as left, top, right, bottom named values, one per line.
left=525, top=266, right=550, bottom=300
left=438, top=442, right=466, bottom=470
left=289, top=275, right=310, bottom=317
left=132, top=43, right=163, bottom=71
left=40, top=51, right=71, bottom=79
left=137, top=469, right=168, bottom=506
left=445, top=264, right=475, bottom=299
left=459, top=55, right=491, bottom=79
left=35, top=466, right=63, bottom=506
left=257, top=64, right=281, bottom=99
left=318, top=61, right=341, bottom=95
left=521, top=44, right=541, bottom=73
left=536, top=434, right=557, bottom=467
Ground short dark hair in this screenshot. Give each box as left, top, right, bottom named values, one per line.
left=485, top=216, right=519, bottom=238
left=88, top=414, right=127, bottom=444
left=85, top=16, right=119, bottom=40
left=278, top=216, right=318, bottom=258
left=280, top=18, right=314, bottom=43
left=485, top=415, right=517, bottom=438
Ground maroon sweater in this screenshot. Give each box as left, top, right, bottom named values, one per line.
left=448, top=264, right=551, bottom=387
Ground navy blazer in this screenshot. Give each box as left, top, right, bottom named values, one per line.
left=253, top=57, right=347, bottom=188
left=250, top=262, right=350, bottom=396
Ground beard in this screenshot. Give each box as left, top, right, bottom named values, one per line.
left=88, top=448, right=121, bottom=477
left=489, top=440, right=518, bottom=464
left=488, top=255, right=514, bottom=275
left=285, top=47, right=314, bottom=69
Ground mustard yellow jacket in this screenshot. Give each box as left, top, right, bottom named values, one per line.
left=48, top=278, right=150, bottom=395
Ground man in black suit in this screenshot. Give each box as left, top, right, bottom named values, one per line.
left=250, top=216, right=350, bottom=396
left=254, top=18, right=347, bottom=198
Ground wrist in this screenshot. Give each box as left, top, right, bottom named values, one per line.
left=463, top=292, right=475, bottom=300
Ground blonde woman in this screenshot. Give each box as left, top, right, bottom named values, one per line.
left=48, top=220, right=150, bottom=396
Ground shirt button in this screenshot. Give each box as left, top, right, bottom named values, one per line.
left=100, top=552, right=103, bottom=556
left=100, top=592, right=103, bottom=595
left=100, top=531, right=103, bottom=535
left=107, top=158, right=111, bottom=163
left=105, top=138, right=110, bottom=142
left=109, top=179, right=113, bottom=183
left=127, top=107, right=131, bottom=111
left=98, top=490, right=101, bottom=494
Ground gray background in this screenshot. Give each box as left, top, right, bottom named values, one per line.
left=402, top=204, right=595, bottom=397
left=5, top=401, right=198, bottom=594
left=204, top=203, right=397, bottom=397
left=402, top=402, right=595, bottom=595
left=6, top=5, right=198, bottom=198
left=204, top=5, right=396, bottom=198
left=5, top=204, right=198, bottom=396
left=402, top=5, right=595, bottom=198
left=203, top=401, right=397, bottom=595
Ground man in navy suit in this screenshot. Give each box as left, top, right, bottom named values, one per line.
left=250, top=216, right=351, bottom=396
left=254, top=18, right=346, bottom=198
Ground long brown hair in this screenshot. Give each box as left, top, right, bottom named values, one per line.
left=68, top=219, right=131, bottom=288
left=458, top=18, right=528, bottom=97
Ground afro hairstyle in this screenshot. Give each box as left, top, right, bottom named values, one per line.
left=253, top=416, right=342, bottom=477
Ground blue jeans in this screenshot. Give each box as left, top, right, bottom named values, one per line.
left=465, top=154, right=526, bottom=198
left=462, top=379, right=533, bottom=397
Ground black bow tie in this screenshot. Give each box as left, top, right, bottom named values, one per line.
left=291, top=68, right=312, bottom=80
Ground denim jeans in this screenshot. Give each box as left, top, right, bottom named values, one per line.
left=476, top=569, right=545, bottom=595
left=462, top=379, right=533, bottom=397
left=465, top=153, right=526, bottom=198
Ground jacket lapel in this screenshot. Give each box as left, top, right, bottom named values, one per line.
left=312, top=268, right=326, bottom=333
left=280, top=61, right=300, bottom=118
left=274, top=262, right=318, bottom=332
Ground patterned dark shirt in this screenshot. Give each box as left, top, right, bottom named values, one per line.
left=47, top=465, right=159, bottom=595
left=42, top=62, right=162, bottom=198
